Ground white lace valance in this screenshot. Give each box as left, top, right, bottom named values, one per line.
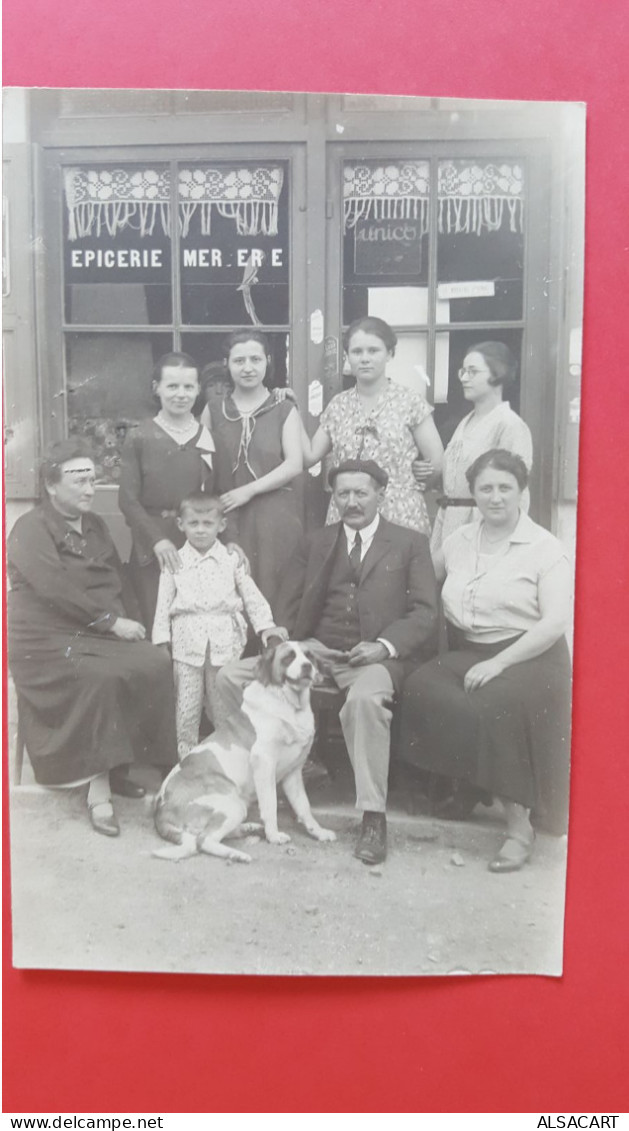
left=344, top=161, right=524, bottom=236
left=64, top=168, right=171, bottom=240
left=438, top=161, right=524, bottom=235
left=344, top=161, right=431, bottom=233
left=178, top=167, right=283, bottom=237
left=64, top=165, right=285, bottom=241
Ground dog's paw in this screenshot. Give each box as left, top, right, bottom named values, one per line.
left=315, top=827, right=337, bottom=842
left=227, top=849, right=252, bottom=864
left=266, top=830, right=291, bottom=845
left=307, top=825, right=336, bottom=842
left=241, top=822, right=264, bottom=835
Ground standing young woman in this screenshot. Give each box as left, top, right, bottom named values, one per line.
left=301, top=317, right=443, bottom=535
left=206, top=330, right=303, bottom=616
left=119, top=352, right=215, bottom=628
left=425, top=341, right=533, bottom=555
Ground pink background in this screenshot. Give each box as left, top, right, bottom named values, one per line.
left=3, top=0, right=629, bottom=1112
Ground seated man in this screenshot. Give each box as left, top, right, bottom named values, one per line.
left=216, top=459, right=438, bottom=865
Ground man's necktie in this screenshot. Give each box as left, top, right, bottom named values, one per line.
left=349, top=530, right=362, bottom=574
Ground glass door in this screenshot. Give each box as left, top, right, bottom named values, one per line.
left=43, top=145, right=306, bottom=484
left=326, top=142, right=552, bottom=521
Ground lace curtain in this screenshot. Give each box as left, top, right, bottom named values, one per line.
left=344, top=160, right=524, bottom=236
left=64, top=165, right=285, bottom=240
left=65, top=161, right=522, bottom=241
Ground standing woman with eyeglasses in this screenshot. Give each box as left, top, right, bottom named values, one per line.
left=300, top=317, right=444, bottom=534
left=422, top=342, right=533, bottom=555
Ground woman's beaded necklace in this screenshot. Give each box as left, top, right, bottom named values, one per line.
left=155, top=411, right=198, bottom=443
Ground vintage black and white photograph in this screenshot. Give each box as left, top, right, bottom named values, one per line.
left=3, top=88, right=584, bottom=976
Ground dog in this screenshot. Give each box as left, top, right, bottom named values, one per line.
left=153, top=641, right=337, bottom=862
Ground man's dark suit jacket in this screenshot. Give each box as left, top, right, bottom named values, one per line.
left=274, top=516, right=438, bottom=694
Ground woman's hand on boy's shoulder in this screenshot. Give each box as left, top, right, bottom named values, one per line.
left=153, top=539, right=182, bottom=573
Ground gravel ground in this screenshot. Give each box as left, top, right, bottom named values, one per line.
left=8, top=766, right=568, bottom=977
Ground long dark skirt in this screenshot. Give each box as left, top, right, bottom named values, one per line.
left=399, top=633, right=572, bottom=834
left=225, top=487, right=303, bottom=619
left=10, top=633, right=178, bottom=785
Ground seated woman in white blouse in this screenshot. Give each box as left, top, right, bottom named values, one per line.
left=399, top=448, right=573, bottom=873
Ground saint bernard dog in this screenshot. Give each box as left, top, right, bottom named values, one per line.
left=153, top=641, right=336, bottom=862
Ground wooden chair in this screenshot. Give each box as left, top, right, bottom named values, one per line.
left=309, top=680, right=401, bottom=780
left=309, top=682, right=347, bottom=779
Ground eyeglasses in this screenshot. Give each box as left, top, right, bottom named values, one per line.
left=458, top=366, right=490, bottom=379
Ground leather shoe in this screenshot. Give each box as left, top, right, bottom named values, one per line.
left=488, top=833, right=534, bottom=873
left=110, top=769, right=146, bottom=799
left=89, top=801, right=120, bottom=838
left=354, top=812, right=387, bottom=865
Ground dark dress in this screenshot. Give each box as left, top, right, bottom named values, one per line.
left=118, top=419, right=215, bottom=628
left=7, top=502, right=177, bottom=785
left=399, top=629, right=571, bottom=834
left=209, top=393, right=303, bottom=617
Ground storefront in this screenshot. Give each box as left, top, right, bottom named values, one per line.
left=3, top=89, right=584, bottom=542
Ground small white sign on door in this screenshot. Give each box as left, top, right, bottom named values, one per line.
left=437, top=280, right=496, bottom=300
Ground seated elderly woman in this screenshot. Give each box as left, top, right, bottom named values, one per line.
left=399, top=449, right=572, bottom=872
left=7, top=439, right=177, bottom=837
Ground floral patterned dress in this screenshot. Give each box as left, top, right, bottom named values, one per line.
left=319, top=380, right=434, bottom=534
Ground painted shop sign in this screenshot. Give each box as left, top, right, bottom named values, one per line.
left=69, top=247, right=166, bottom=271
left=353, top=218, right=424, bottom=277
left=63, top=236, right=287, bottom=282
left=180, top=236, right=287, bottom=285
left=65, top=237, right=288, bottom=285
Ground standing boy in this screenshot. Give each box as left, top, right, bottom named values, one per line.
left=152, top=492, right=279, bottom=758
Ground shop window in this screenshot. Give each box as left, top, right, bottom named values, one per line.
left=437, top=160, right=524, bottom=323
left=342, top=160, right=431, bottom=397
left=341, top=157, right=525, bottom=411
left=66, top=332, right=172, bottom=483
left=63, top=164, right=172, bottom=325
left=61, top=158, right=293, bottom=481
left=179, top=163, right=289, bottom=326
